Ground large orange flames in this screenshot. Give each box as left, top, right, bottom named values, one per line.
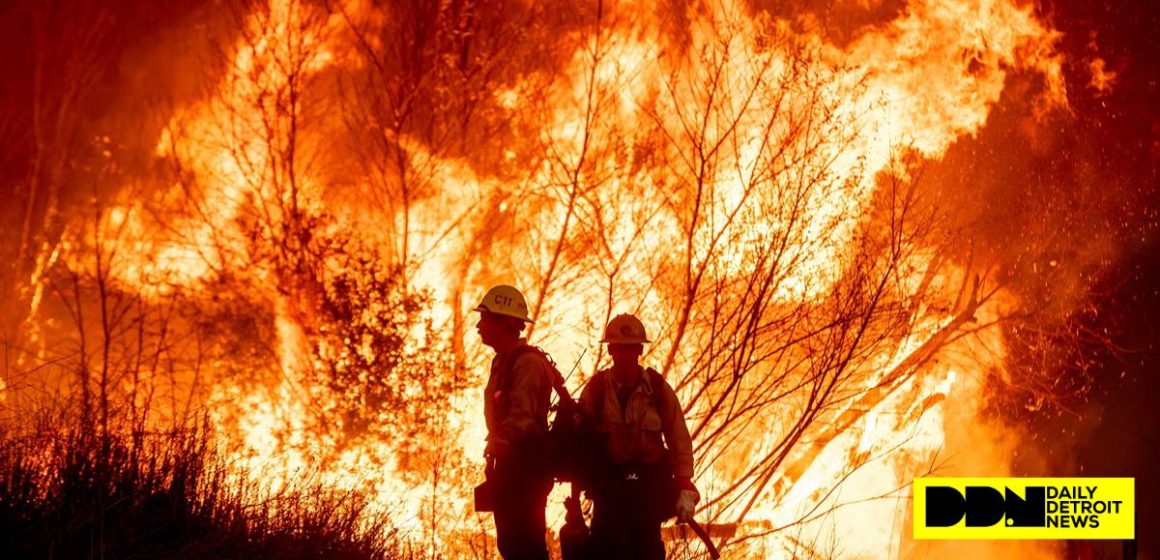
left=9, top=0, right=1081, bottom=557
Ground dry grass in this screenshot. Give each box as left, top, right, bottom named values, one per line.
left=0, top=415, right=424, bottom=560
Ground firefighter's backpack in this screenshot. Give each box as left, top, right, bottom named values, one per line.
left=493, top=345, right=602, bottom=485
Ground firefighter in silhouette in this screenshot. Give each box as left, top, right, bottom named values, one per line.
left=579, top=314, right=699, bottom=560
left=475, top=285, right=554, bottom=560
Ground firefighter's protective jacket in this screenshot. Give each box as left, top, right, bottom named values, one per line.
left=484, top=340, right=554, bottom=448
left=579, top=367, right=694, bottom=479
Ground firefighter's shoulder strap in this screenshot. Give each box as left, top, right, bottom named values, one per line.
left=498, top=344, right=575, bottom=409
left=588, top=367, right=670, bottom=430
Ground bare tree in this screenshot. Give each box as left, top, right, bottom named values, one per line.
left=474, top=4, right=1025, bottom=555
left=0, top=0, right=116, bottom=371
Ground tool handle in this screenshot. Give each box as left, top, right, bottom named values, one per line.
left=687, top=519, right=720, bottom=559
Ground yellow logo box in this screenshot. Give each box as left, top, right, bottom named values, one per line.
left=913, top=477, right=1135, bottom=540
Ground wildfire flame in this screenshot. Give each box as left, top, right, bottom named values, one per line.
left=9, top=0, right=1081, bottom=557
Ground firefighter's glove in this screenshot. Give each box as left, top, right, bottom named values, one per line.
left=676, top=490, right=699, bottom=523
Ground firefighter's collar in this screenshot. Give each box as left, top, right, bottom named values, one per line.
left=493, top=338, right=531, bottom=360
left=609, top=366, right=654, bottom=394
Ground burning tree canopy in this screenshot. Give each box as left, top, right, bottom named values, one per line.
left=1, top=0, right=1155, bottom=558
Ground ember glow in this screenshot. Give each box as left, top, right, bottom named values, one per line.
left=2, top=0, right=1154, bottom=558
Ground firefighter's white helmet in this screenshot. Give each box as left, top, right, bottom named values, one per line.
left=601, top=313, right=650, bottom=344
left=473, top=285, right=534, bottom=323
